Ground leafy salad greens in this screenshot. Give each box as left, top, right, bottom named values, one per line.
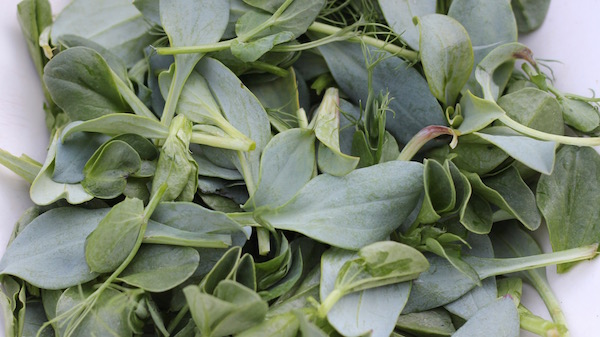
left=1, top=0, right=599, bottom=336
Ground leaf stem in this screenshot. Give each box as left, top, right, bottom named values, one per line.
left=528, top=272, right=571, bottom=336
left=112, top=70, right=157, bottom=120
left=468, top=244, right=598, bottom=279
left=317, top=289, right=344, bottom=318
left=190, top=132, right=255, bottom=151
left=307, top=22, right=419, bottom=62
left=0, top=149, right=41, bottom=183
left=156, top=22, right=419, bottom=63
left=498, top=115, right=600, bottom=146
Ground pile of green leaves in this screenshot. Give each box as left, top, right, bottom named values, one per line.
left=1, top=0, right=599, bottom=336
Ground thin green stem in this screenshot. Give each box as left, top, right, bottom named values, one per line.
left=249, top=61, right=289, bottom=77
left=190, top=132, right=255, bottom=151
left=155, top=40, right=231, bottom=55
left=112, top=70, right=157, bottom=120
left=529, top=272, right=570, bottom=336
left=499, top=115, right=600, bottom=146
left=307, top=22, right=418, bottom=62
left=518, top=305, right=566, bottom=337
left=157, top=21, right=419, bottom=63
left=0, top=149, right=41, bottom=183
left=469, top=244, right=598, bottom=280
left=318, top=289, right=344, bottom=318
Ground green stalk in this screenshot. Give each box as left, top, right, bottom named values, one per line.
left=499, top=115, right=600, bottom=146
left=156, top=21, right=419, bottom=63
left=317, top=289, right=344, bottom=318
left=307, top=22, right=419, bottom=62
left=190, top=132, right=255, bottom=151
left=518, top=305, right=566, bottom=337
left=528, top=272, right=571, bottom=336
left=112, top=70, right=157, bottom=120
left=0, top=149, right=41, bottom=184
left=469, top=244, right=598, bottom=279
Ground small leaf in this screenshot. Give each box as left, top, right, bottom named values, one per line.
left=417, top=14, right=473, bottom=106
left=118, top=245, right=200, bottom=292
left=85, top=198, right=144, bottom=273
left=43, top=47, right=129, bottom=121
left=474, top=127, right=557, bottom=175
left=82, top=140, right=142, bottom=199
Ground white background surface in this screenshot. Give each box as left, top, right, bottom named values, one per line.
left=0, top=0, right=598, bottom=336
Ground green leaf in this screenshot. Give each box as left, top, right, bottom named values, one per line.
left=236, top=0, right=325, bottom=39
left=55, top=286, right=134, bottom=337
left=320, top=246, right=414, bottom=337
left=511, top=0, right=551, bottom=33
left=236, top=312, right=299, bottom=337
left=448, top=0, right=517, bottom=97
left=53, top=124, right=110, bottom=184
left=85, top=198, right=144, bottom=273
left=559, top=97, right=600, bottom=132
left=62, top=114, right=169, bottom=140
left=144, top=221, right=231, bottom=248
left=313, top=88, right=359, bottom=176
left=317, top=41, right=446, bottom=146
left=457, top=91, right=505, bottom=134
left=452, top=297, right=519, bottom=337
left=464, top=167, right=541, bottom=230
left=152, top=201, right=244, bottom=236
left=395, top=308, right=456, bottom=336
left=201, top=247, right=243, bottom=294
left=51, top=0, right=153, bottom=66
left=151, top=115, right=198, bottom=201
left=444, top=234, right=497, bottom=319
left=159, top=0, right=229, bottom=125
left=196, top=57, right=272, bottom=191
left=417, top=159, right=456, bottom=224
left=29, top=133, right=94, bottom=205
left=231, top=31, right=295, bottom=62
left=536, top=146, right=600, bottom=272
left=43, top=47, right=129, bottom=121
left=378, top=0, right=436, bottom=50
left=475, top=43, right=533, bottom=101
left=184, top=280, right=268, bottom=337
left=257, top=161, right=424, bottom=249
left=247, top=68, right=301, bottom=131
left=497, top=87, right=564, bottom=135
left=56, top=34, right=131, bottom=84
left=118, top=245, right=200, bottom=292
left=0, top=207, right=107, bottom=289
left=22, top=300, right=54, bottom=337
left=474, top=127, right=557, bottom=175
left=417, top=14, right=473, bottom=106
left=17, top=0, right=53, bottom=78
left=449, top=134, right=509, bottom=175
left=82, top=140, right=142, bottom=199
left=245, top=128, right=315, bottom=211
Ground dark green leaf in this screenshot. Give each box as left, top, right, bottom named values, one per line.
left=82, top=140, right=142, bottom=199
left=43, top=47, right=129, bottom=121
left=317, top=41, right=446, bottom=146
left=0, top=207, right=106, bottom=289
left=536, top=146, right=600, bottom=272
left=417, top=14, right=473, bottom=106
left=257, top=161, right=424, bottom=249
left=118, top=245, right=200, bottom=292
left=85, top=198, right=144, bottom=273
